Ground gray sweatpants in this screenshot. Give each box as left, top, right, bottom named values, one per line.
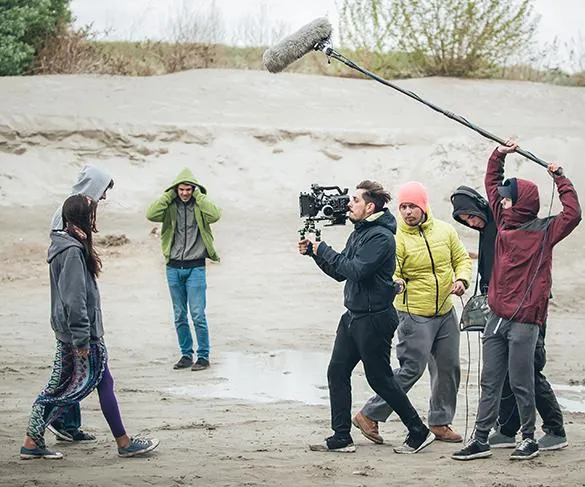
left=475, top=313, right=539, bottom=439
left=361, top=308, right=461, bottom=426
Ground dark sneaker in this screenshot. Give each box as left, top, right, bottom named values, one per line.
left=47, top=423, right=74, bottom=442
left=191, top=357, right=210, bottom=371
left=173, top=356, right=193, bottom=370
left=309, top=435, right=356, bottom=453
left=394, top=428, right=435, bottom=454
left=489, top=429, right=516, bottom=449
left=20, top=446, right=63, bottom=460
left=451, top=438, right=492, bottom=460
left=510, top=438, right=539, bottom=460
left=118, top=437, right=160, bottom=458
left=68, top=429, right=97, bottom=442
left=537, top=433, right=568, bottom=451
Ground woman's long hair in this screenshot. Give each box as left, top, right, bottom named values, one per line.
left=62, top=194, right=102, bottom=278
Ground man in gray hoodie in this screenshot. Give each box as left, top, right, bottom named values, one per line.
left=46, top=165, right=114, bottom=443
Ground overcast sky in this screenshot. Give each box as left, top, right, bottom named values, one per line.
left=71, top=0, right=584, bottom=67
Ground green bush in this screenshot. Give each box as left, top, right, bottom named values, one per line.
left=0, top=0, right=72, bottom=75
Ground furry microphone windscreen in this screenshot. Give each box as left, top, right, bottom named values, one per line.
left=262, top=17, right=332, bottom=73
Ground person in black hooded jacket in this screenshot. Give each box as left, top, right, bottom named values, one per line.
left=451, top=185, right=567, bottom=452
left=298, top=180, right=434, bottom=455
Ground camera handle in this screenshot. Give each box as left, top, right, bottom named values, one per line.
left=299, top=219, right=322, bottom=241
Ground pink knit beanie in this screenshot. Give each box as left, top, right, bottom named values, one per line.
left=397, top=181, right=429, bottom=212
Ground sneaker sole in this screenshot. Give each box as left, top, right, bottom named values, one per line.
left=309, top=444, right=356, bottom=453
left=394, top=432, right=436, bottom=454
left=351, top=418, right=384, bottom=444
left=118, top=439, right=160, bottom=458
left=451, top=450, right=492, bottom=461
left=47, top=424, right=74, bottom=442
left=413, top=432, right=436, bottom=454
left=20, top=452, right=64, bottom=460
left=510, top=450, right=539, bottom=461
left=539, top=440, right=568, bottom=451
left=490, top=442, right=517, bottom=449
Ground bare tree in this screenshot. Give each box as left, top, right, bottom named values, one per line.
left=165, top=0, right=226, bottom=44
left=231, top=2, right=290, bottom=47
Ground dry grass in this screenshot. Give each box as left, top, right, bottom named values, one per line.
left=29, top=25, right=585, bottom=86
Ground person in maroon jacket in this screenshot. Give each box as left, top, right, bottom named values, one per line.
left=452, top=139, right=581, bottom=462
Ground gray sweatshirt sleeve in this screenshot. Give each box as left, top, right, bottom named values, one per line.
left=58, top=248, right=91, bottom=349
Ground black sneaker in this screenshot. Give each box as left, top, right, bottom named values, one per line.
left=173, top=356, right=193, bottom=370
left=394, top=427, right=435, bottom=454
left=68, top=429, right=97, bottom=442
left=510, top=438, right=539, bottom=460
left=451, top=438, right=492, bottom=461
left=191, top=357, right=210, bottom=371
left=47, top=423, right=74, bottom=442
left=309, top=435, right=356, bottom=453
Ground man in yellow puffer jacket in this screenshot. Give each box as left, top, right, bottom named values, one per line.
left=353, top=181, right=472, bottom=444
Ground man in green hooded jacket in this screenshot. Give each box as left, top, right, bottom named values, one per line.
left=146, top=168, right=221, bottom=371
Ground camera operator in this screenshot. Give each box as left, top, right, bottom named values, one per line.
left=299, top=180, right=434, bottom=454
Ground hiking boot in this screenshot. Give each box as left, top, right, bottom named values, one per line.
left=537, top=433, right=568, bottom=451
left=191, top=357, right=210, bottom=371
left=173, top=356, right=193, bottom=370
left=20, top=446, right=63, bottom=460
left=430, top=425, right=463, bottom=443
left=510, top=438, right=539, bottom=460
left=352, top=412, right=384, bottom=444
left=394, top=427, right=435, bottom=454
left=118, top=437, right=160, bottom=458
left=309, top=435, right=356, bottom=453
left=489, top=429, right=516, bottom=449
left=47, top=423, right=74, bottom=442
left=451, top=438, right=492, bottom=461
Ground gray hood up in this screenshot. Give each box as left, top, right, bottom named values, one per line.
left=49, top=165, right=112, bottom=232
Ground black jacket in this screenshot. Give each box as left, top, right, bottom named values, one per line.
left=451, top=186, right=496, bottom=293
left=313, top=209, right=398, bottom=314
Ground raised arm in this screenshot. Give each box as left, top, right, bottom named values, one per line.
left=485, top=140, right=518, bottom=225
left=546, top=165, right=582, bottom=246
left=194, top=187, right=221, bottom=224
left=146, top=189, right=175, bottom=222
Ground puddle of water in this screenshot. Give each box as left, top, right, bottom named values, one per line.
left=551, top=383, right=585, bottom=413
left=167, top=350, right=333, bottom=405
left=165, top=350, right=585, bottom=413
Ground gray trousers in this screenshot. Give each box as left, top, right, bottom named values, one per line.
left=361, top=308, right=461, bottom=426
left=475, top=313, right=539, bottom=439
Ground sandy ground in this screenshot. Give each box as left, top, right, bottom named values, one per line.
left=1, top=69, right=585, bottom=486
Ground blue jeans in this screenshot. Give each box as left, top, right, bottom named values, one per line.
left=166, top=266, right=210, bottom=359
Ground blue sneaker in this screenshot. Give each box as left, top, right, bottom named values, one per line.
left=118, top=437, right=160, bottom=458
left=20, top=446, right=63, bottom=460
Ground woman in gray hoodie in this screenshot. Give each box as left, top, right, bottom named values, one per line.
left=20, top=194, right=159, bottom=460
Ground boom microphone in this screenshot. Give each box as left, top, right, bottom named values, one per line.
left=262, top=17, right=332, bottom=73
left=262, top=18, right=551, bottom=169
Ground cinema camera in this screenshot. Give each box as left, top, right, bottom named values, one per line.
left=298, top=184, right=350, bottom=241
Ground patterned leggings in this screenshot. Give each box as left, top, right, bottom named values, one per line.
left=27, top=340, right=126, bottom=448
